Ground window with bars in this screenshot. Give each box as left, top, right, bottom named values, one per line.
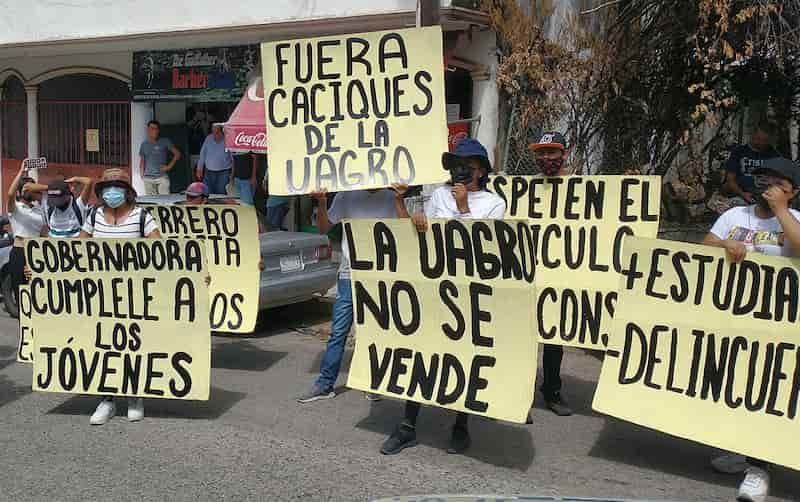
left=37, top=74, right=131, bottom=167
left=1, top=76, right=27, bottom=160
left=38, top=101, right=130, bottom=167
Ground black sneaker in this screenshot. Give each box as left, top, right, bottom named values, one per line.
left=380, top=423, right=417, bottom=455
left=545, top=393, right=573, bottom=416
left=447, top=425, right=471, bottom=454
left=297, top=384, right=335, bottom=404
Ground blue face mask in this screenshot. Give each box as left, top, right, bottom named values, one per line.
left=102, top=187, right=126, bottom=208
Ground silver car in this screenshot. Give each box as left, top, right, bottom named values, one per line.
left=137, top=194, right=338, bottom=314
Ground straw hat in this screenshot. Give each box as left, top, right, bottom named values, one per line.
left=94, top=168, right=136, bottom=198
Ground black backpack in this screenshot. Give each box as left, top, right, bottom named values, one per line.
left=89, top=206, right=148, bottom=237
left=47, top=198, right=84, bottom=229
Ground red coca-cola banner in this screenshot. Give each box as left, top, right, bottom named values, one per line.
left=448, top=122, right=470, bottom=152
left=224, top=79, right=268, bottom=153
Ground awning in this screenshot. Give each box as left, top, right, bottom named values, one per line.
left=223, top=78, right=267, bottom=153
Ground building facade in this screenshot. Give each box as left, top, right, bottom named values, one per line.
left=0, top=0, right=499, bottom=205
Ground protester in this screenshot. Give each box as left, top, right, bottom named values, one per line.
left=185, top=181, right=210, bottom=205
left=232, top=152, right=255, bottom=205
left=196, top=124, right=233, bottom=195
left=80, top=168, right=161, bottom=425
left=722, top=124, right=780, bottom=207
left=42, top=177, right=93, bottom=237
left=704, top=156, right=800, bottom=502
left=184, top=180, right=265, bottom=270
left=525, top=131, right=573, bottom=417
left=379, top=138, right=506, bottom=456
left=140, top=120, right=181, bottom=195
left=5, top=165, right=45, bottom=312
left=297, top=186, right=400, bottom=404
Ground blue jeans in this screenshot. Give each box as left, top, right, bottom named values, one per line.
left=235, top=178, right=255, bottom=205
left=266, top=203, right=289, bottom=230
left=204, top=169, right=231, bottom=195
left=315, top=279, right=353, bottom=390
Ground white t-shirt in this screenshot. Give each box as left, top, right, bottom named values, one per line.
left=426, top=185, right=507, bottom=219
left=710, top=205, right=800, bottom=257
left=43, top=197, right=88, bottom=238
left=9, top=201, right=44, bottom=238
left=82, top=206, right=159, bottom=239
left=327, top=189, right=397, bottom=278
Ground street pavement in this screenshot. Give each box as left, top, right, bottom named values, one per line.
left=0, top=301, right=797, bottom=502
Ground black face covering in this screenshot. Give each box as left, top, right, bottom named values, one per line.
left=449, top=158, right=474, bottom=185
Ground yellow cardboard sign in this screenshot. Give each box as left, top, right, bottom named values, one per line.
left=145, top=205, right=260, bottom=333
left=345, top=219, right=537, bottom=423
left=17, top=285, right=33, bottom=363
left=593, top=237, right=800, bottom=470
left=261, top=27, right=449, bottom=195
left=26, top=238, right=211, bottom=400
left=489, top=175, right=661, bottom=350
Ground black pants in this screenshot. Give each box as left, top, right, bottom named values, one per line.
left=404, top=401, right=469, bottom=428
left=541, top=344, right=563, bottom=400
left=9, top=246, right=27, bottom=309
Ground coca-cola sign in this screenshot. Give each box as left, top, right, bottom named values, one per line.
left=234, top=131, right=267, bottom=148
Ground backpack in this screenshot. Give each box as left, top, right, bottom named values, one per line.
left=47, top=198, right=84, bottom=229
left=89, top=206, right=148, bottom=237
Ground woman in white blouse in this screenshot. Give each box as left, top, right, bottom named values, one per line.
left=5, top=164, right=45, bottom=313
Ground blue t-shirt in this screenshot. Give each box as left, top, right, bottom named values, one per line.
left=139, top=138, right=174, bottom=179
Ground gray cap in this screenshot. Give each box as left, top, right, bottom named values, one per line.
left=753, top=157, right=800, bottom=187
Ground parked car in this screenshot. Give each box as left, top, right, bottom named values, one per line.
left=137, top=194, right=338, bottom=313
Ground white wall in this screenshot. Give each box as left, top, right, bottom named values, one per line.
left=465, top=30, right=500, bottom=166
left=0, top=0, right=418, bottom=46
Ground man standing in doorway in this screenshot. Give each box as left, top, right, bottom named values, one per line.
left=197, top=124, right=233, bottom=195
left=139, top=120, right=181, bottom=195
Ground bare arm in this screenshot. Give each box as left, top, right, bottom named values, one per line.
left=146, top=229, right=162, bottom=239
left=764, top=186, right=800, bottom=252
left=139, top=155, right=146, bottom=179
left=391, top=183, right=410, bottom=218
left=314, top=191, right=332, bottom=234
left=66, top=176, right=93, bottom=204
left=162, top=144, right=182, bottom=173
left=7, top=165, right=26, bottom=213
left=703, top=231, right=746, bottom=263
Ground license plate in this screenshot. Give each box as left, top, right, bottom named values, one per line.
left=280, top=254, right=303, bottom=273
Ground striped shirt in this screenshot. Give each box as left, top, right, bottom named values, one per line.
left=81, top=206, right=159, bottom=239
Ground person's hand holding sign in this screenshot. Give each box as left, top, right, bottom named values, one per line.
left=310, top=188, right=328, bottom=203
left=411, top=212, right=428, bottom=233
left=722, top=240, right=747, bottom=263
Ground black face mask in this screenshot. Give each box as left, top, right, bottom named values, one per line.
left=449, top=158, right=474, bottom=185
left=56, top=199, right=71, bottom=210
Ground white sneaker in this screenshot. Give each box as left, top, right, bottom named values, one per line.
left=737, top=466, right=770, bottom=502
left=90, top=399, right=116, bottom=425
left=127, top=398, right=144, bottom=422
left=712, top=453, right=749, bottom=474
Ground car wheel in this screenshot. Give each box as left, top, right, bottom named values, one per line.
left=2, top=273, right=18, bottom=319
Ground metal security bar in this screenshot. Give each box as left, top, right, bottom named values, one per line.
left=1, top=100, right=27, bottom=160
left=38, top=100, right=130, bottom=167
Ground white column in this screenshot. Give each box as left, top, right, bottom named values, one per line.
left=24, top=85, right=38, bottom=180
left=130, top=101, right=153, bottom=196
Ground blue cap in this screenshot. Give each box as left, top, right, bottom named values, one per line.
left=442, top=138, right=491, bottom=172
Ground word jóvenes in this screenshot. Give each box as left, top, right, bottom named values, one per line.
left=346, top=220, right=534, bottom=413
left=36, top=321, right=194, bottom=399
